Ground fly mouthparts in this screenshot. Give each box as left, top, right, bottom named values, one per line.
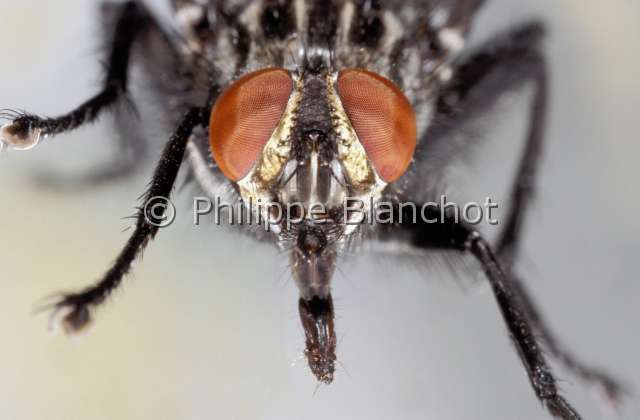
left=298, top=295, right=337, bottom=384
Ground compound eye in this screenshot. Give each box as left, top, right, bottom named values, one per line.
left=209, top=68, right=293, bottom=181
left=337, top=69, right=417, bottom=182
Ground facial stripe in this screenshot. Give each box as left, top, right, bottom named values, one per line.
left=338, top=1, right=355, bottom=47
left=295, top=0, right=307, bottom=35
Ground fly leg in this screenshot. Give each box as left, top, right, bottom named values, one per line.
left=0, top=2, right=149, bottom=151
left=386, top=207, right=583, bottom=420
left=424, top=20, right=624, bottom=403
left=44, top=107, right=206, bottom=335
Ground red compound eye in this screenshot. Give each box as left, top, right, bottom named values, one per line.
left=209, top=68, right=293, bottom=181
left=337, top=69, right=417, bottom=182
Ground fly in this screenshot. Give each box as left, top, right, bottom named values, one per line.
left=0, top=1, right=625, bottom=418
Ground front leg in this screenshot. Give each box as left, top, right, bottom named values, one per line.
left=381, top=207, right=582, bottom=420
left=415, top=20, right=624, bottom=403
left=0, top=1, right=147, bottom=150
left=44, top=107, right=206, bottom=335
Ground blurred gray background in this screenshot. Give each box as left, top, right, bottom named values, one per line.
left=1, top=1, right=638, bottom=419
